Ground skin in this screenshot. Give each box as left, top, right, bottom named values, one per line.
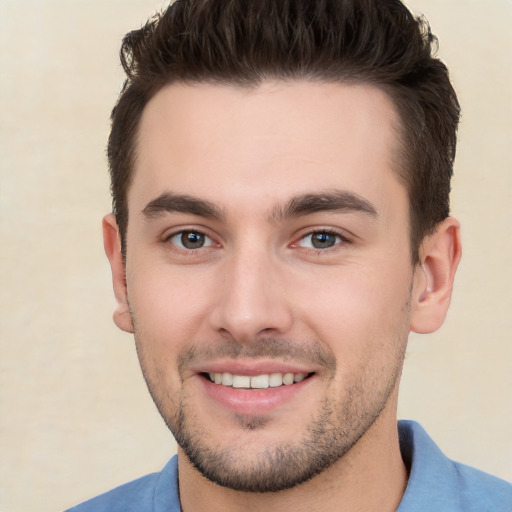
left=104, top=81, right=461, bottom=512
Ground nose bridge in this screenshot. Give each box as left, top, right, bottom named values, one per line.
left=211, top=237, right=293, bottom=341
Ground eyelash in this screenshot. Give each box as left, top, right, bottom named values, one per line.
left=163, top=227, right=350, bottom=255
left=164, top=229, right=217, bottom=253
left=294, top=228, right=349, bottom=252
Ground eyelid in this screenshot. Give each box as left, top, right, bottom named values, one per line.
left=163, top=226, right=221, bottom=251
left=291, top=227, right=352, bottom=250
left=171, top=231, right=214, bottom=249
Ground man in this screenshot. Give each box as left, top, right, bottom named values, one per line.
left=67, top=0, right=512, bottom=510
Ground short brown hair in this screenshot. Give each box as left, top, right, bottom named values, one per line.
left=108, top=0, right=460, bottom=263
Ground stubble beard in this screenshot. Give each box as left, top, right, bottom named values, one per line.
left=134, top=332, right=408, bottom=494
left=172, top=378, right=402, bottom=493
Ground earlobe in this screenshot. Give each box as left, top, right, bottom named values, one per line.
left=102, top=214, right=134, bottom=333
left=410, top=217, right=462, bottom=334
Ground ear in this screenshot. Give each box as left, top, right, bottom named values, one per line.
left=410, top=217, right=462, bottom=334
left=102, top=214, right=134, bottom=333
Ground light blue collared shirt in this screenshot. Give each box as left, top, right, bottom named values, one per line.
left=66, top=420, right=512, bottom=511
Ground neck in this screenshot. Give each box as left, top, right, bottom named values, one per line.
left=178, top=403, right=408, bottom=512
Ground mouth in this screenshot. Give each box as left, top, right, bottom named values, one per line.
left=197, top=367, right=316, bottom=415
left=203, top=371, right=314, bottom=389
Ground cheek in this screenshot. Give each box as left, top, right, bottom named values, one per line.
left=127, top=269, right=196, bottom=402
left=296, top=262, right=412, bottom=360
left=127, top=261, right=213, bottom=336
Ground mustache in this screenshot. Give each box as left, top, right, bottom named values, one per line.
left=177, top=337, right=336, bottom=373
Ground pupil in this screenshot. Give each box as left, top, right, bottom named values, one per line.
left=182, top=231, right=205, bottom=249
left=312, top=232, right=335, bottom=249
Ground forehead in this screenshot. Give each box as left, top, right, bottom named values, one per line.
left=130, top=80, right=405, bottom=218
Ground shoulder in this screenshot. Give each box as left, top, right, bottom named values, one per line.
left=65, top=456, right=181, bottom=512
left=398, top=420, right=512, bottom=512
left=65, top=473, right=160, bottom=512
left=452, top=460, right=512, bottom=510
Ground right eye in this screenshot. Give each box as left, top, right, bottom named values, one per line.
left=168, top=230, right=215, bottom=250
left=298, top=231, right=342, bottom=250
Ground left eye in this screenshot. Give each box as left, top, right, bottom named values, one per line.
left=169, top=230, right=214, bottom=250
left=298, top=231, right=343, bottom=250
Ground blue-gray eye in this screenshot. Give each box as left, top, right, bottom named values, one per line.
left=170, top=231, right=213, bottom=249
left=299, top=232, right=341, bottom=249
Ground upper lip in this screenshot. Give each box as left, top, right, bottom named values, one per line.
left=191, top=358, right=316, bottom=376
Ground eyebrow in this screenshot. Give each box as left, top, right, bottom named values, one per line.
left=141, top=189, right=377, bottom=223
left=142, top=192, right=225, bottom=220
left=270, top=190, right=378, bottom=222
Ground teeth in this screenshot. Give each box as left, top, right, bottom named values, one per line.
left=208, top=372, right=309, bottom=389
left=282, top=373, right=294, bottom=385
left=269, top=373, right=283, bottom=387
left=221, top=373, right=233, bottom=386
left=250, top=374, right=270, bottom=389
left=232, top=375, right=250, bottom=388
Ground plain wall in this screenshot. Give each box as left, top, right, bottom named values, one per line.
left=0, top=1, right=510, bottom=511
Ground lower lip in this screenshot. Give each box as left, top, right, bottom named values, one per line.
left=200, top=375, right=314, bottom=415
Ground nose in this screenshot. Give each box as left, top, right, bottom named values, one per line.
left=209, top=245, right=294, bottom=343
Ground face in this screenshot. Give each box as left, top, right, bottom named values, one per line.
left=111, top=81, right=425, bottom=491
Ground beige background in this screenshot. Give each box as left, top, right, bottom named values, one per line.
left=0, top=1, right=511, bottom=511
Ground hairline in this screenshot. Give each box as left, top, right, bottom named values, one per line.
left=118, top=76, right=427, bottom=264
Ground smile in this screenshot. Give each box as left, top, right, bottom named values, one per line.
left=207, top=372, right=311, bottom=389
